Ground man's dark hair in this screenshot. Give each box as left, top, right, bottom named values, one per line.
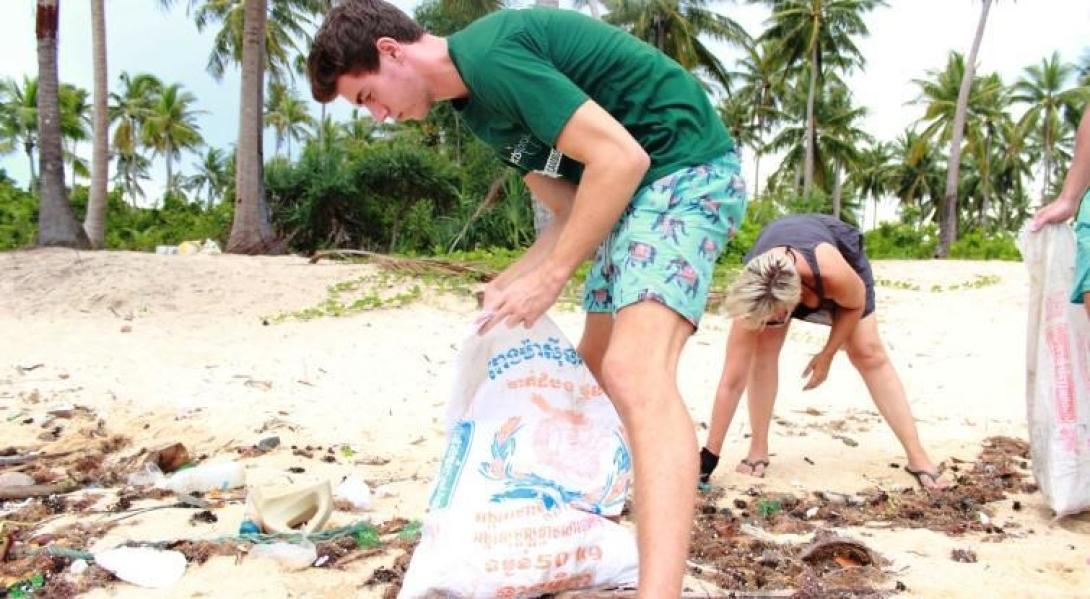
left=307, top=0, right=425, bottom=103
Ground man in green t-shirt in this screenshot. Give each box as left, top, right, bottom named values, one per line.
left=308, top=1, right=747, bottom=592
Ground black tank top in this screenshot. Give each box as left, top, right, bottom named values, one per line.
left=743, top=214, right=874, bottom=324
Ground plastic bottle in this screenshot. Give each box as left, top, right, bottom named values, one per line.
left=163, top=461, right=245, bottom=495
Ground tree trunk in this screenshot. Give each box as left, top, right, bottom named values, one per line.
left=227, top=0, right=276, bottom=254
left=36, top=0, right=89, bottom=249
left=832, top=165, right=842, bottom=219
left=85, top=0, right=108, bottom=248
left=753, top=151, right=761, bottom=200
left=165, top=151, right=173, bottom=197
left=938, top=0, right=991, bottom=257
left=25, top=142, right=37, bottom=190
left=69, top=140, right=77, bottom=189
left=1041, top=124, right=1052, bottom=202
left=803, top=42, right=818, bottom=196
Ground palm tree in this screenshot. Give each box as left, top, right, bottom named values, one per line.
left=340, top=109, right=380, bottom=146
left=764, top=80, right=870, bottom=216
left=35, top=0, right=89, bottom=248
left=228, top=0, right=277, bottom=253
left=113, top=152, right=153, bottom=205
left=161, top=0, right=330, bottom=253
left=187, top=146, right=231, bottom=208
left=59, top=84, right=91, bottom=189
left=937, top=0, right=992, bottom=257
left=913, top=52, right=1007, bottom=236
left=723, top=39, right=785, bottom=199
left=891, top=129, right=944, bottom=226
left=1012, top=51, right=1090, bottom=202
left=162, top=0, right=321, bottom=83
left=758, top=0, right=885, bottom=196
left=264, top=82, right=315, bottom=158
left=852, top=140, right=894, bottom=229
left=109, top=72, right=162, bottom=206
left=604, top=0, right=750, bottom=92
left=142, top=83, right=205, bottom=195
left=86, top=0, right=109, bottom=248
left=0, top=77, right=40, bottom=188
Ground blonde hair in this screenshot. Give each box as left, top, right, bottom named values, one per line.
left=724, top=249, right=801, bottom=328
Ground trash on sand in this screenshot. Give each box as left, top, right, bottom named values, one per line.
left=800, top=535, right=874, bottom=569
left=162, top=461, right=245, bottom=495
left=239, top=519, right=261, bottom=535
left=334, top=475, right=372, bottom=511
left=816, top=490, right=856, bottom=506
left=353, top=524, right=381, bottom=549
left=0, top=472, right=36, bottom=487
left=756, top=499, right=783, bottom=518
left=950, top=548, right=978, bottom=563
left=373, top=484, right=396, bottom=498
left=248, top=481, right=333, bottom=534
left=257, top=436, right=281, bottom=452
left=805, top=507, right=819, bottom=519
left=153, top=443, right=191, bottom=473
left=94, top=547, right=187, bottom=588
left=69, top=559, right=89, bottom=575
left=248, top=540, right=317, bottom=571
left=833, top=434, right=859, bottom=447
left=128, top=462, right=165, bottom=487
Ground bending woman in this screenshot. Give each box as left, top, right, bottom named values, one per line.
left=699, top=214, right=949, bottom=490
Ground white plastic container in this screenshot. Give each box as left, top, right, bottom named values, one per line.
left=94, top=548, right=186, bottom=588
left=163, top=461, right=245, bottom=495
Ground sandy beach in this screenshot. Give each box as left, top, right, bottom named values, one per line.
left=1, top=248, right=1088, bottom=598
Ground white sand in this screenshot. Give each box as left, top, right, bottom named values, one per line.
left=1, top=248, right=1088, bottom=598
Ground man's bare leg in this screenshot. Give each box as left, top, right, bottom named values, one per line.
left=599, top=302, right=695, bottom=597
left=578, top=312, right=613, bottom=384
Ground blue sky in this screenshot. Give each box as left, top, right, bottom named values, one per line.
left=1, top=0, right=1088, bottom=220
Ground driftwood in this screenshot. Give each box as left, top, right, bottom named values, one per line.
left=0, top=480, right=78, bottom=500
left=308, top=250, right=497, bottom=282
left=0, top=451, right=75, bottom=467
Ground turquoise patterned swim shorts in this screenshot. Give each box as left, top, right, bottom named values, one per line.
left=582, top=149, right=747, bottom=326
left=1073, top=190, right=1090, bottom=304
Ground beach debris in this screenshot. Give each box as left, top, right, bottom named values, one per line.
left=257, top=436, right=281, bottom=452
left=127, top=463, right=165, bottom=487
left=334, top=475, right=373, bottom=511
left=152, top=443, right=191, bottom=473
left=950, top=548, right=978, bottom=563
left=69, top=559, right=89, bottom=575
left=0, top=472, right=36, bottom=487
left=832, top=434, right=859, bottom=447
left=189, top=510, right=218, bottom=525
left=248, top=481, right=332, bottom=534
left=94, top=547, right=187, bottom=589
left=0, top=480, right=77, bottom=500
left=757, top=499, right=783, bottom=518
left=800, top=535, right=874, bottom=569
left=247, top=540, right=317, bottom=571
left=163, top=461, right=245, bottom=495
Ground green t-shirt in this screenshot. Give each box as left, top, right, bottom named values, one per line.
left=446, top=7, right=732, bottom=188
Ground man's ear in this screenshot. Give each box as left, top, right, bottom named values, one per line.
left=375, top=37, right=401, bottom=60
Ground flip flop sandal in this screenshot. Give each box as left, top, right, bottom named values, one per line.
left=904, top=465, right=947, bottom=490
left=739, top=458, right=770, bottom=478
